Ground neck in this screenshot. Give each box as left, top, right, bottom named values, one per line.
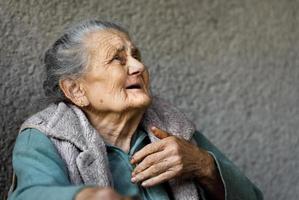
left=83, top=107, right=146, bottom=152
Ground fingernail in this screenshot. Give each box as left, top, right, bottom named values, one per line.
left=131, top=177, right=137, bottom=182
left=141, top=181, right=148, bottom=187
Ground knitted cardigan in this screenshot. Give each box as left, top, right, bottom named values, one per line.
left=18, top=96, right=202, bottom=200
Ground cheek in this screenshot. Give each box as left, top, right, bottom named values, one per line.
left=108, top=68, right=127, bottom=91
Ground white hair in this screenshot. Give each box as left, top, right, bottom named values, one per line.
left=43, top=20, right=129, bottom=102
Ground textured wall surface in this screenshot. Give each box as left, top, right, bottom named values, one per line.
left=1, top=0, right=298, bottom=199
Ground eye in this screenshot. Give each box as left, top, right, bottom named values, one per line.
left=112, top=55, right=121, bottom=61
left=132, top=50, right=141, bottom=61
left=111, top=54, right=126, bottom=65
left=133, top=54, right=141, bottom=61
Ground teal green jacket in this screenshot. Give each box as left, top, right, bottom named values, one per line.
left=8, top=128, right=263, bottom=200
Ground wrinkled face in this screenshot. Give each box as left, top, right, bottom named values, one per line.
left=80, top=29, right=151, bottom=113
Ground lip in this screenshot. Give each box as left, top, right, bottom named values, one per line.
left=125, top=80, right=143, bottom=90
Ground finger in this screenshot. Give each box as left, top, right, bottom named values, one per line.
left=132, top=151, right=167, bottom=176
left=131, top=160, right=171, bottom=183
left=150, top=126, right=171, bottom=139
left=131, top=141, right=164, bottom=164
left=141, top=170, right=176, bottom=187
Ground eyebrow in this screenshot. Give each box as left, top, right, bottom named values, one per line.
left=107, top=45, right=140, bottom=58
left=116, top=45, right=126, bottom=53
left=106, top=46, right=125, bottom=58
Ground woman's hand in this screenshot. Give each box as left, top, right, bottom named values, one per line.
left=75, top=187, right=133, bottom=200
left=130, top=126, right=215, bottom=187
left=130, top=127, right=224, bottom=200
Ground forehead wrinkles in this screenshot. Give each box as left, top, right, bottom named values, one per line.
left=84, top=29, right=132, bottom=60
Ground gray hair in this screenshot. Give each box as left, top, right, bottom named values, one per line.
left=43, top=20, right=129, bottom=103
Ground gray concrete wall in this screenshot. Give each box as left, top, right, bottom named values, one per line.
left=1, top=0, right=298, bottom=199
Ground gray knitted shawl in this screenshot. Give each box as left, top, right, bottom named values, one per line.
left=20, top=96, right=201, bottom=200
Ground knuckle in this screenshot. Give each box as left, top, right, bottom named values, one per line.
left=178, top=163, right=184, bottom=171
left=168, top=136, right=178, bottom=143
left=135, top=164, right=145, bottom=173
left=175, top=164, right=184, bottom=173
left=143, top=155, right=155, bottom=166
left=134, top=166, right=143, bottom=174
left=174, top=155, right=183, bottom=165
left=170, top=144, right=180, bottom=154
left=143, top=146, right=151, bottom=153
left=131, top=154, right=139, bottom=162
left=134, top=166, right=141, bottom=173
left=153, top=165, right=160, bottom=173
left=161, top=172, right=171, bottom=180
left=137, top=173, right=144, bottom=180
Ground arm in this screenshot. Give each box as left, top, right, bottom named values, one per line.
left=193, top=131, right=263, bottom=200
left=8, top=128, right=133, bottom=200
left=8, top=128, right=87, bottom=200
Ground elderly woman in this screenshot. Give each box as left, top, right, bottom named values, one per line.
left=8, top=20, right=263, bottom=200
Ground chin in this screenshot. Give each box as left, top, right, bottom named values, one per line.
left=129, top=95, right=152, bottom=109
left=122, top=92, right=151, bottom=112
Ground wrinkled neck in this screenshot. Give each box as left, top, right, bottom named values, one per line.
left=83, top=107, right=145, bottom=152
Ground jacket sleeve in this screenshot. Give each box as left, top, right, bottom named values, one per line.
left=192, top=131, right=263, bottom=200
left=8, top=128, right=88, bottom=200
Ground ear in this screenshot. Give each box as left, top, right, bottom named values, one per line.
left=59, top=78, right=89, bottom=107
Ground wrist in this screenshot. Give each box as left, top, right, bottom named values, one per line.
left=195, top=151, right=225, bottom=200
left=194, top=150, right=219, bottom=186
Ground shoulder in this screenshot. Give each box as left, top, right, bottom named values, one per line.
left=16, top=128, right=54, bottom=148
left=14, top=128, right=61, bottom=161
left=19, top=102, right=73, bottom=134
left=13, top=128, right=69, bottom=176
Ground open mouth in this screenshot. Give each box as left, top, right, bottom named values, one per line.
left=126, top=83, right=142, bottom=89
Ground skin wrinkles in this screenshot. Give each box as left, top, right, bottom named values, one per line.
left=130, top=127, right=225, bottom=200
left=62, top=28, right=225, bottom=200
left=82, top=29, right=150, bottom=112
left=66, top=29, right=152, bottom=151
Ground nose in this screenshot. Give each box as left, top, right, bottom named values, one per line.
left=127, top=57, right=145, bottom=76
